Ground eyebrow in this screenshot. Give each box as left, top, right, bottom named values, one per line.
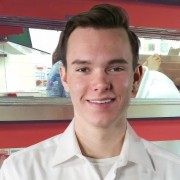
left=108, top=59, right=128, bottom=65
left=71, top=60, right=91, bottom=65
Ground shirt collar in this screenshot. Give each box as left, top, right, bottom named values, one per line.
left=51, top=120, right=82, bottom=167
left=51, top=120, right=155, bottom=172
left=123, top=122, right=155, bottom=171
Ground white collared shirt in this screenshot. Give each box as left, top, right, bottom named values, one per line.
left=1, top=121, right=180, bottom=180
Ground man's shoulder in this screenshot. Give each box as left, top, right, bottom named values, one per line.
left=4, top=133, right=63, bottom=164
left=142, top=139, right=180, bottom=166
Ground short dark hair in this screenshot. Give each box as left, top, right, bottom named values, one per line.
left=60, top=4, right=140, bottom=70
left=52, top=31, right=64, bottom=64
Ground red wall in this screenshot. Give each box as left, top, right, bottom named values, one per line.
left=0, top=26, right=23, bottom=36
left=0, top=118, right=180, bottom=148
left=0, top=0, right=180, bottom=29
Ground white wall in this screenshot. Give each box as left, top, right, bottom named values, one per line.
left=0, top=54, right=52, bottom=94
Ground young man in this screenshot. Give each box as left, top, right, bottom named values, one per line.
left=1, top=4, right=180, bottom=180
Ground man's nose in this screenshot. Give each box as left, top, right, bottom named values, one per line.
left=91, top=71, right=111, bottom=92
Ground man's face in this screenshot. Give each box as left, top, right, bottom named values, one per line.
left=61, top=27, right=140, bottom=128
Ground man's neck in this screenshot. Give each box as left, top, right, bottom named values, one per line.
left=75, top=120, right=127, bottom=159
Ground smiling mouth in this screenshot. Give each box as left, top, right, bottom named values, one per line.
left=88, top=99, right=115, bottom=104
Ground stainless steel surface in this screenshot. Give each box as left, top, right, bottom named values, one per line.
left=0, top=97, right=180, bottom=121
left=0, top=97, right=73, bottom=121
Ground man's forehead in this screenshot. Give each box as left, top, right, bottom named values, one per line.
left=68, top=27, right=129, bottom=42
left=66, top=27, right=131, bottom=56
left=66, top=27, right=132, bottom=64
left=71, top=58, right=129, bottom=66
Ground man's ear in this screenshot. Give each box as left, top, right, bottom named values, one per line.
left=131, top=65, right=143, bottom=97
left=59, top=66, right=70, bottom=92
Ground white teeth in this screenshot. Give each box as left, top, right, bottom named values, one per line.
left=90, top=99, right=111, bottom=104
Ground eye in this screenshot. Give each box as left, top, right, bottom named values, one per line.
left=107, top=66, right=124, bottom=72
left=76, top=67, right=89, bottom=73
